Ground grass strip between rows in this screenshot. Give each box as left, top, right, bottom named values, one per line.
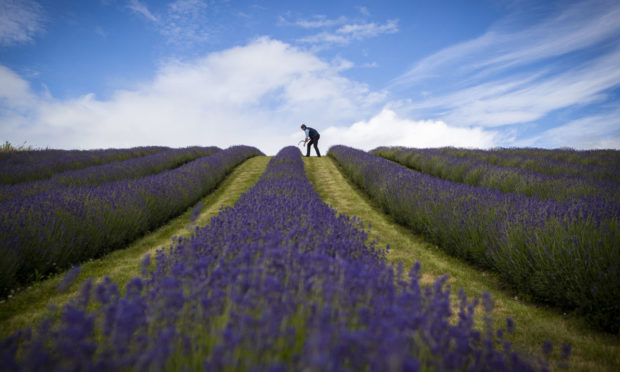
left=302, top=156, right=620, bottom=372
left=0, top=156, right=270, bottom=340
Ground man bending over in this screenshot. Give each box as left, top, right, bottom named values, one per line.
left=301, top=124, right=321, bottom=157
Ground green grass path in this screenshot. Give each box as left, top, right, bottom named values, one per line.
left=0, top=156, right=270, bottom=339
left=303, top=156, right=620, bottom=372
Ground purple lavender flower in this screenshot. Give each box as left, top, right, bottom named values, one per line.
left=560, top=343, right=571, bottom=360
left=0, top=146, right=261, bottom=297
left=56, top=265, right=81, bottom=292
left=0, top=146, right=540, bottom=371
left=371, top=146, right=620, bottom=205
left=330, top=145, right=620, bottom=332
left=506, top=317, right=515, bottom=334
left=0, top=146, right=167, bottom=184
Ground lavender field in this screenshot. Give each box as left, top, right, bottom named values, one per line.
left=0, top=146, right=222, bottom=202
left=0, top=146, right=168, bottom=184
left=3, top=144, right=617, bottom=370
left=0, top=146, right=261, bottom=295
left=1, top=147, right=549, bottom=371
left=332, top=146, right=619, bottom=333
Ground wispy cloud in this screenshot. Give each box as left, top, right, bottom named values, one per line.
left=127, top=0, right=158, bottom=22
left=357, top=6, right=370, bottom=17
left=125, top=0, right=210, bottom=46
left=395, top=1, right=620, bottom=87
left=518, top=109, right=620, bottom=149
left=337, top=20, right=398, bottom=40
left=161, top=0, right=210, bottom=45
left=293, top=15, right=348, bottom=29
left=390, top=0, right=620, bottom=139
left=95, top=26, right=108, bottom=38
left=283, top=12, right=398, bottom=47
left=406, top=45, right=620, bottom=127
left=297, top=19, right=398, bottom=46
left=0, top=0, right=45, bottom=46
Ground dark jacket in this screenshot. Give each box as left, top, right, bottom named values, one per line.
left=307, top=127, right=320, bottom=139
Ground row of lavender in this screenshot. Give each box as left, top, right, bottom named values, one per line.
left=0, top=146, right=262, bottom=297
left=480, top=147, right=620, bottom=167
left=0, top=147, right=550, bottom=371
left=371, top=147, right=620, bottom=204
left=0, top=146, right=221, bottom=202
left=329, top=146, right=619, bottom=333
left=437, top=147, right=619, bottom=184
left=0, top=146, right=168, bottom=184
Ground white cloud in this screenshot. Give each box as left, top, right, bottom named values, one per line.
left=0, top=0, right=45, bottom=46
left=519, top=111, right=620, bottom=149
left=358, top=6, right=370, bottom=17
left=162, top=0, right=209, bottom=45
left=321, top=108, right=498, bottom=151
left=391, top=0, right=620, bottom=130
left=405, top=45, right=620, bottom=127
left=0, top=65, right=37, bottom=109
left=394, top=1, right=620, bottom=87
left=294, top=15, right=348, bottom=29
left=337, top=20, right=398, bottom=40
left=127, top=0, right=158, bottom=22
left=297, top=32, right=348, bottom=46
left=285, top=12, right=398, bottom=48
left=125, top=0, right=210, bottom=46
left=4, top=36, right=489, bottom=154
left=0, top=38, right=388, bottom=154
left=297, top=19, right=398, bottom=46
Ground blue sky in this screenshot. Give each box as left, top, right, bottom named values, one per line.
left=1, top=0, right=619, bottom=154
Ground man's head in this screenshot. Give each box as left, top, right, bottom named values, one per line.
left=301, top=124, right=307, bottom=130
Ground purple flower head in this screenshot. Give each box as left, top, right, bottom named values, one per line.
left=561, top=343, right=571, bottom=360
left=482, top=291, right=493, bottom=313
left=506, top=317, right=515, bottom=333
left=57, top=265, right=81, bottom=292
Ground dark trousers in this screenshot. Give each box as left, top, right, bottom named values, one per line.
left=306, top=135, right=321, bottom=157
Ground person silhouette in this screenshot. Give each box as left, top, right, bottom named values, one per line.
left=301, top=124, right=321, bottom=157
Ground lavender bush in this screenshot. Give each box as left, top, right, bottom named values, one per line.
left=438, top=147, right=620, bottom=184
left=0, top=146, right=168, bottom=184
left=371, top=147, right=620, bottom=204
left=330, top=145, right=619, bottom=332
left=0, top=146, right=261, bottom=296
left=483, top=147, right=620, bottom=168
left=0, top=146, right=221, bottom=202
left=0, top=147, right=547, bottom=371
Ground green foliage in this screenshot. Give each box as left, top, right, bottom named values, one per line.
left=1, top=141, right=37, bottom=152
